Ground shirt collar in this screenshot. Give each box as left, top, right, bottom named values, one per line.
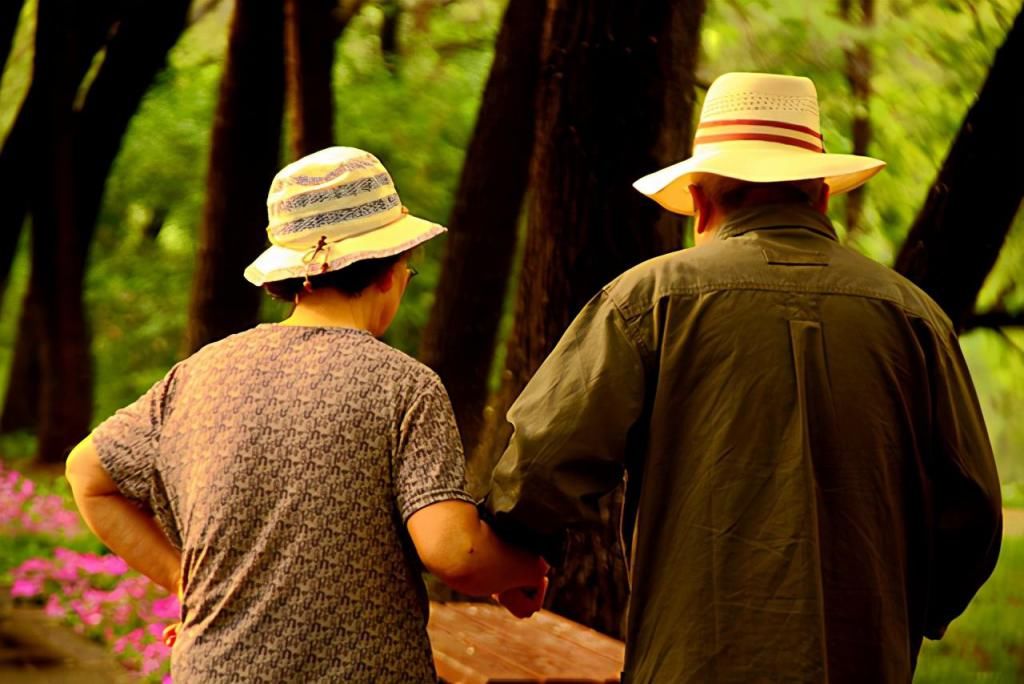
left=715, top=204, right=838, bottom=242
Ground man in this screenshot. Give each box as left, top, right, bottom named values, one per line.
left=485, top=73, right=1002, bottom=682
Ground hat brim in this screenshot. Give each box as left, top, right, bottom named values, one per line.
left=633, top=142, right=886, bottom=215
left=244, top=213, right=445, bottom=285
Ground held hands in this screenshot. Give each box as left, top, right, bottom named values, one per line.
left=494, top=557, right=550, bottom=619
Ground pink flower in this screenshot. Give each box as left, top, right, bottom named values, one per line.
left=10, top=578, right=42, bottom=598
left=112, top=602, right=133, bottom=626
left=123, top=628, right=146, bottom=647
left=14, top=557, right=51, bottom=574
left=141, top=641, right=171, bottom=674
left=53, top=564, right=80, bottom=582
left=44, top=594, right=65, bottom=618
left=151, top=596, right=181, bottom=621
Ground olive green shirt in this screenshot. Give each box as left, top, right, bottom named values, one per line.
left=485, top=205, right=1002, bottom=683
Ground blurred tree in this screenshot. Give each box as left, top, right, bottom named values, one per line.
left=477, top=0, right=705, bottom=636
left=839, top=0, right=874, bottom=235
left=186, top=0, right=285, bottom=353
left=26, top=0, right=90, bottom=464
left=894, top=5, right=1024, bottom=332
left=1, top=0, right=190, bottom=464
left=0, top=0, right=118, bottom=305
left=284, top=0, right=336, bottom=159
left=0, top=1, right=116, bottom=433
left=418, top=0, right=547, bottom=462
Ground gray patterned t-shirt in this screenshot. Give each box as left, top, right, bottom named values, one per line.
left=92, top=324, right=475, bottom=683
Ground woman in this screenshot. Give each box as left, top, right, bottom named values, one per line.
left=65, top=147, right=548, bottom=683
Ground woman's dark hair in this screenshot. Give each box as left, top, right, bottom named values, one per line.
left=263, top=252, right=405, bottom=301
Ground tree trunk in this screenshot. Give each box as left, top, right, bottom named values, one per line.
left=185, top=0, right=285, bottom=354
left=477, top=0, right=706, bottom=636
left=284, top=0, right=336, bottom=159
left=0, top=0, right=24, bottom=79
left=894, top=6, right=1024, bottom=331
left=28, top=0, right=93, bottom=463
left=418, top=0, right=547, bottom=466
left=839, top=0, right=874, bottom=235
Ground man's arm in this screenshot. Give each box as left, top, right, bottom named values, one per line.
left=484, top=289, right=647, bottom=560
left=407, top=500, right=547, bottom=605
left=65, top=436, right=181, bottom=595
left=924, top=331, right=1002, bottom=638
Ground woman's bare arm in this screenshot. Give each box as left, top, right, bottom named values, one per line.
left=406, top=500, right=547, bottom=602
left=65, top=437, right=181, bottom=595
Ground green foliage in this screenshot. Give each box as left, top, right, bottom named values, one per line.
left=1004, top=482, right=1024, bottom=510
left=915, top=535, right=1024, bottom=682
left=961, top=328, right=1024, bottom=484
left=0, top=0, right=34, bottom=135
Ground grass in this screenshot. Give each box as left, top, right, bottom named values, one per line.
left=914, top=534, right=1024, bottom=682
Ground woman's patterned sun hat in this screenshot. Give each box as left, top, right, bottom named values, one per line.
left=244, top=147, right=445, bottom=285
left=633, top=72, right=886, bottom=215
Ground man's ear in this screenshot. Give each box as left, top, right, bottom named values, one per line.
left=689, top=184, right=711, bottom=235
left=815, top=181, right=830, bottom=214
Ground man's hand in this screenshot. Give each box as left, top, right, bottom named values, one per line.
left=495, top=575, right=549, bottom=619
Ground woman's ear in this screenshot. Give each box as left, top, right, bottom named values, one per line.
left=689, top=184, right=711, bottom=235
left=374, top=264, right=397, bottom=294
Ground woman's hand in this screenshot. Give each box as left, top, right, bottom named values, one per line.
left=162, top=574, right=185, bottom=647
left=495, top=574, right=549, bottom=619
left=162, top=622, right=181, bottom=647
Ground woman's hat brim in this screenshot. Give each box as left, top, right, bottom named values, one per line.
left=633, top=142, right=886, bottom=215
left=244, top=212, right=445, bottom=286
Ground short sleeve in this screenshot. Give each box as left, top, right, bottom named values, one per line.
left=92, top=364, right=180, bottom=508
left=394, top=372, right=475, bottom=522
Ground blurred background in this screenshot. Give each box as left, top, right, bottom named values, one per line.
left=0, top=0, right=1021, bottom=681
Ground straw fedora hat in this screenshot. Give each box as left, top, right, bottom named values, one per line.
left=633, top=72, right=886, bottom=215
left=244, top=147, right=445, bottom=286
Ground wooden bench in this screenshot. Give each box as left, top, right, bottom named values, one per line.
left=428, top=602, right=625, bottom=683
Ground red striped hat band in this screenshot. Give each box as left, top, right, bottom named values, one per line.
left=694, top=118, right=825, bottom=153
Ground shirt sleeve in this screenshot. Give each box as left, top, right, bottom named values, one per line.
left=483, top=289, right=647, bottom=560
left=91, top=365, right=180, bottom=509
left=394, top=371, right=476, bottom=523
left=924, top=327, right=1003, bottom=638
